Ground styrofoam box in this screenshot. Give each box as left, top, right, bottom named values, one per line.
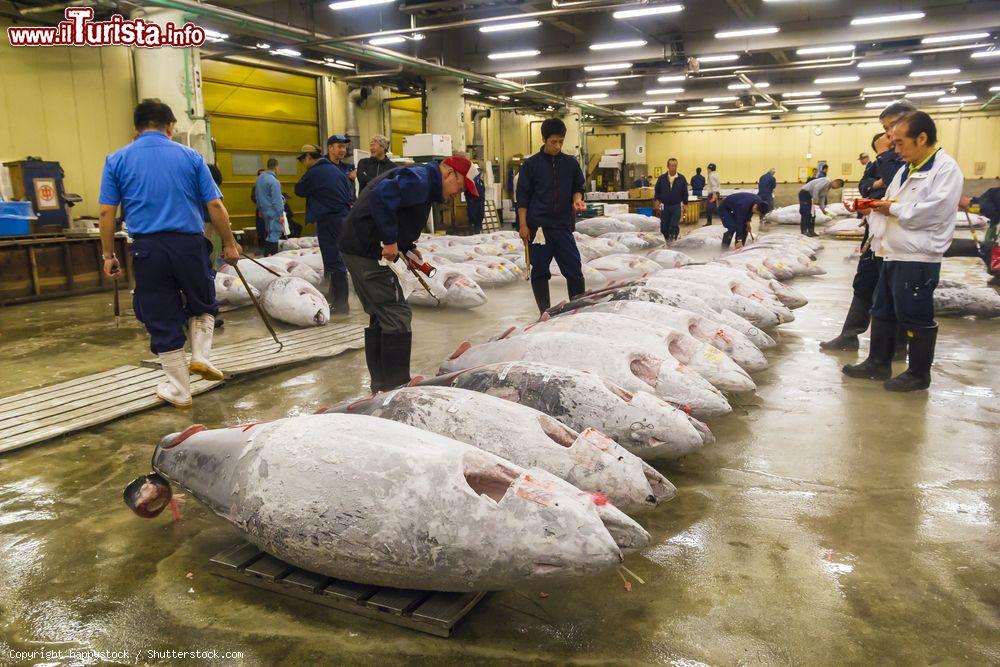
left=402, top=133, right=453, bottom=157
left=603, top=203, right=629, bottom=216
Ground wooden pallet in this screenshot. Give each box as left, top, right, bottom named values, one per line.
left=139, top=323, right=364, bottom=377
left=0, top=324, right=364, bottom=455
left=0, top=365, right=222, bottom=454
left=210, top=542, right=488, bottom=637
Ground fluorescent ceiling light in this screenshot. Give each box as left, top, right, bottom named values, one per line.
left=642, top=99, right=676, bottom=105
left=865, top=101, right=897, bottom=109
left=991, top=85, right=1000, bottom=92
left=815, top=75, right=860, bottom=83
left=488, top=49, right=541, bottom=60
left=864, top=91, right=905, bottom=98
left=613, top=4, right=684, bottom=19
left=910, top=68, right=961, bottom=77
left=585, top=80, right=618, bottom=87
left=370, top=35, right=406, bottom=45
left=796, top=44, right=854, bottom=56
left=905, top=89, right=946, bottom=98
left=479, top=20, right=541, bottom=33
left=255, top=42, right=270, bottom=49
left=687, top=105, right=719, bottom=111
left=921, top=32, right=990, bottom=44
left=864, top=85, right=905, bottom=92
left=938, top=95, right=977, bottom=102
left=783, top=90, right=822, bottom=98
left=715, top=26, right=779, bottom=39
left=953, top=80, right=971, bottom=85
left=703, top=96, right=738, bottom=102
left=754, top=101, right=772, bottom=107
left=624, top=108, right=652, bottom=114
left=751, top=109, right=785, bottom=113
left=657, top=74, right=687, bottom=82
left=495, top=70, right=541, bottom=78
left=204, top=29, right=228, bottom=40
left=573, top=93, right=608, bottom=99
left=330, top=0, right=394, bottom=7
left=590, top=39, right=648, bottom=50
left=272, top=48, right=301, bottom=57
left=858, top=58, right=912, bottom=69
left=326, top=57, right=354, bottom=66
left=785, top=98, right=826, bottom=104
left=411, top=33, right=425, bottom=41
left=496, top=95, right=511, bottom=101
left=463, top=88, right=479, bottom=95
left=796, top=104, right=830, bottom=111
left=971, top=50, right=1000, bottom=59
left=584, top=62, right=633, bottom=72
left=697, top=54, right=739, bottom=63
left=728, top=83, right=750, bottom=90
left=646, top=87, right=684, bottom=95
left=850, top=12, right=925, bottom=26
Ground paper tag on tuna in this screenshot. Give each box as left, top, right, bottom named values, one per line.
left=515, top=475, right=557, bottom=506
left=579, top=427, right=613, bottom=452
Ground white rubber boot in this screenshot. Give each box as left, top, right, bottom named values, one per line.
left=188, top=313, right=224, bottom=381
left=156, top=348, right=193, bottom=408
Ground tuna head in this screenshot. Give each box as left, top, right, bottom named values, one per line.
left=441, top=271, right=488, bottom=308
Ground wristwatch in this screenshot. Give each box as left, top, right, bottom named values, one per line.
left=102, top=253, right=117, bottom=260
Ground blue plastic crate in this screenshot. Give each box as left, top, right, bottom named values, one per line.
left=637, top=207, right=654, bottom=217
left=0, top=201, right=35, bottom=218
left=0, top=215, right=32, bottom=236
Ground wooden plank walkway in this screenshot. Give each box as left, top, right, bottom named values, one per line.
left=0, top=323, right=364, bottom=455
left=210, top=541, right=488, bottom=637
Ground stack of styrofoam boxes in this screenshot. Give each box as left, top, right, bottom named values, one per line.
left=0, top=166, right=13, bottom=202
left=501, top=199, right=515, bottom=223
left=603, top=203, right=630, bottom=216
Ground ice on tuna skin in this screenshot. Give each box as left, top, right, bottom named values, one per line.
left=260, top=276, right=330, bottom=327
left=440, top=331, right=732, bottom=419
left=661, top=269, right=796, bottom=323
left=414, top=361, right=712, bottom=461
left=643, top=275, right=783, bottom=328
left=219, top=260, right=288, bottom=292
left=134, top=414, right=648, bottom=592
left=506, top=312, right=756, bottom=393
left=323, top=386, right=674, bottom=513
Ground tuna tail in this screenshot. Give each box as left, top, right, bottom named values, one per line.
left=123, top=473, right=173, bottom=518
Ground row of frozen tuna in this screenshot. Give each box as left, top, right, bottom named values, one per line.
left=214, top=252, right=330, bottom=327
left=131, top=231, right=824, bottom=592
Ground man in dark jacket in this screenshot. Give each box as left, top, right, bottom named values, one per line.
left=821, top=101, right=912, bottom=352
left=295, top=143, right=353, bottom=313
left=690, top=167, right=705, bottom=198
left=757, top=168, right=777, bottom=211
left=720, top=192, right=769, bottom=250
left=654, top=158, right=688, bottom=242
left=356, top=134, right=394, bottom=191
left=516, top=117, right=587, bottom=313
left=340, top=156, right=479, bottom=391
left=327, top=134, right=356, bottom=202
left=467, top=172, right=486, bottom=234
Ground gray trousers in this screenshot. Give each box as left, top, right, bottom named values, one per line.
left=343, top=253, right=412, bottom=333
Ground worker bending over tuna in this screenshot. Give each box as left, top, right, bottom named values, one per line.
left=719, top=192, right=769, bottom=250
left=98, top=99, right=241, bottom=408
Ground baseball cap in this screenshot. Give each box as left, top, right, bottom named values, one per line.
left=858, top=152, right=869, bottom=159
left=441, top=156, right=480, bottom=198
left=297, top=143, right=322, bottom=160
left=327, top=134, right=350, bottom=145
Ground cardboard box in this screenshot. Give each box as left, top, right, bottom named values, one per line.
left=628, top=187, right=654, bottom=199
left=402, top=133, right=453, bottom=157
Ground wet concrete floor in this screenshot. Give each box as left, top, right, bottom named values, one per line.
left=0, top=227, right=998, bottom=665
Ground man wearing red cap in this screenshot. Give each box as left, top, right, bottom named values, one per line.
left=340, top=156, right=479, bottom=391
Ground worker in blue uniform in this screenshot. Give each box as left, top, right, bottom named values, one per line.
left=690, top=167, right=706, bottom=198
left=516, top=117, right=588, bottom=313
left=654, top=157, right=688, bottom=242
left=757, top=168, right=777, bottom=213
left=467, top=172, right=486, bottom=234
left=327, top=134, right=356, bottom=202
left=340, top=156, right=479, bottom=391
left=254, top=158, right=285, bottom=255
left=719, top=192, right=769, bottom=250
left=98, top=99, right=241, bottom=408
left=295, top=143, right=353, bottom=314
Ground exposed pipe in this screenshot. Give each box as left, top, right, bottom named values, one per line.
left=346, top=87, right=370, bottom=148
left=469, top=108, right=491, bottom=162
left=344, top=68, right=403, bottom=81
left=140, top=0, right=621, bottom=118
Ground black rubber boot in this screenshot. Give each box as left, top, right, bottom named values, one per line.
left=531, top=278, right=551, bottom=314
left=843, top=317, right=895, bottom=380
left=381, top=331, right=412, bottom=390
left=364, top=325, right=385, bottom=393
left=566, top=276, right=586, bottom=301
left=894, top=325, right=909, bottom=362
left=330, top=271, right=350, bottom=314
left=884, top=325, right=937, bottom=392
left=820, top=297, right=870, bottom=351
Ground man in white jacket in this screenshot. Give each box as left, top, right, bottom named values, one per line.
left=843, top=111, right=964, bottom=392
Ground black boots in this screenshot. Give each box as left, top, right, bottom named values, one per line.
left=820, top=297, right=871, bottom=351
left=364, top=325, right=385, bottom=393
left=885, top=325, right=937, bottom=392
left=894, top=325, right=909, bottom=362
left=531, top=278, right=551, bottom=314
left=381, top=331, right=412, bottom=390
left=329, top=271, right=350, bottom=314
left=842, top=317, right=895, bottom=380
left=566, top=276, right=586, bottom=301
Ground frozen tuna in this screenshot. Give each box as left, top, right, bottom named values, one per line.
left=214, top=272, right=259, bottom=310
left=261, top=276, right=330, bottom=326
left=934, top=280, right=1000, bottom=318
left=128, top=415, right=648, bottom=591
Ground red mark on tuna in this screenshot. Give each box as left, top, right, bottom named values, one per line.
left=590, top=492, right=608, bottom=506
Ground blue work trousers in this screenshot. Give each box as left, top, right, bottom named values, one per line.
left=871, top=260, right=940, bottom=328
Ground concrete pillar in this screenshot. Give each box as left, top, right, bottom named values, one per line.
left=561, top=106, right=584, bottom=166
left=425, top=76, right=466, bottom=154
left=130, top=8, right=209, bottom=159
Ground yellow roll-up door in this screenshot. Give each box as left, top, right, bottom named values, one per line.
left=201, top=60, right=319, bottom=235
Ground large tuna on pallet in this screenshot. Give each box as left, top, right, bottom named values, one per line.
left=125, top=414, right=649, bottom=592
left=322, top=386, right=674, bottom=512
